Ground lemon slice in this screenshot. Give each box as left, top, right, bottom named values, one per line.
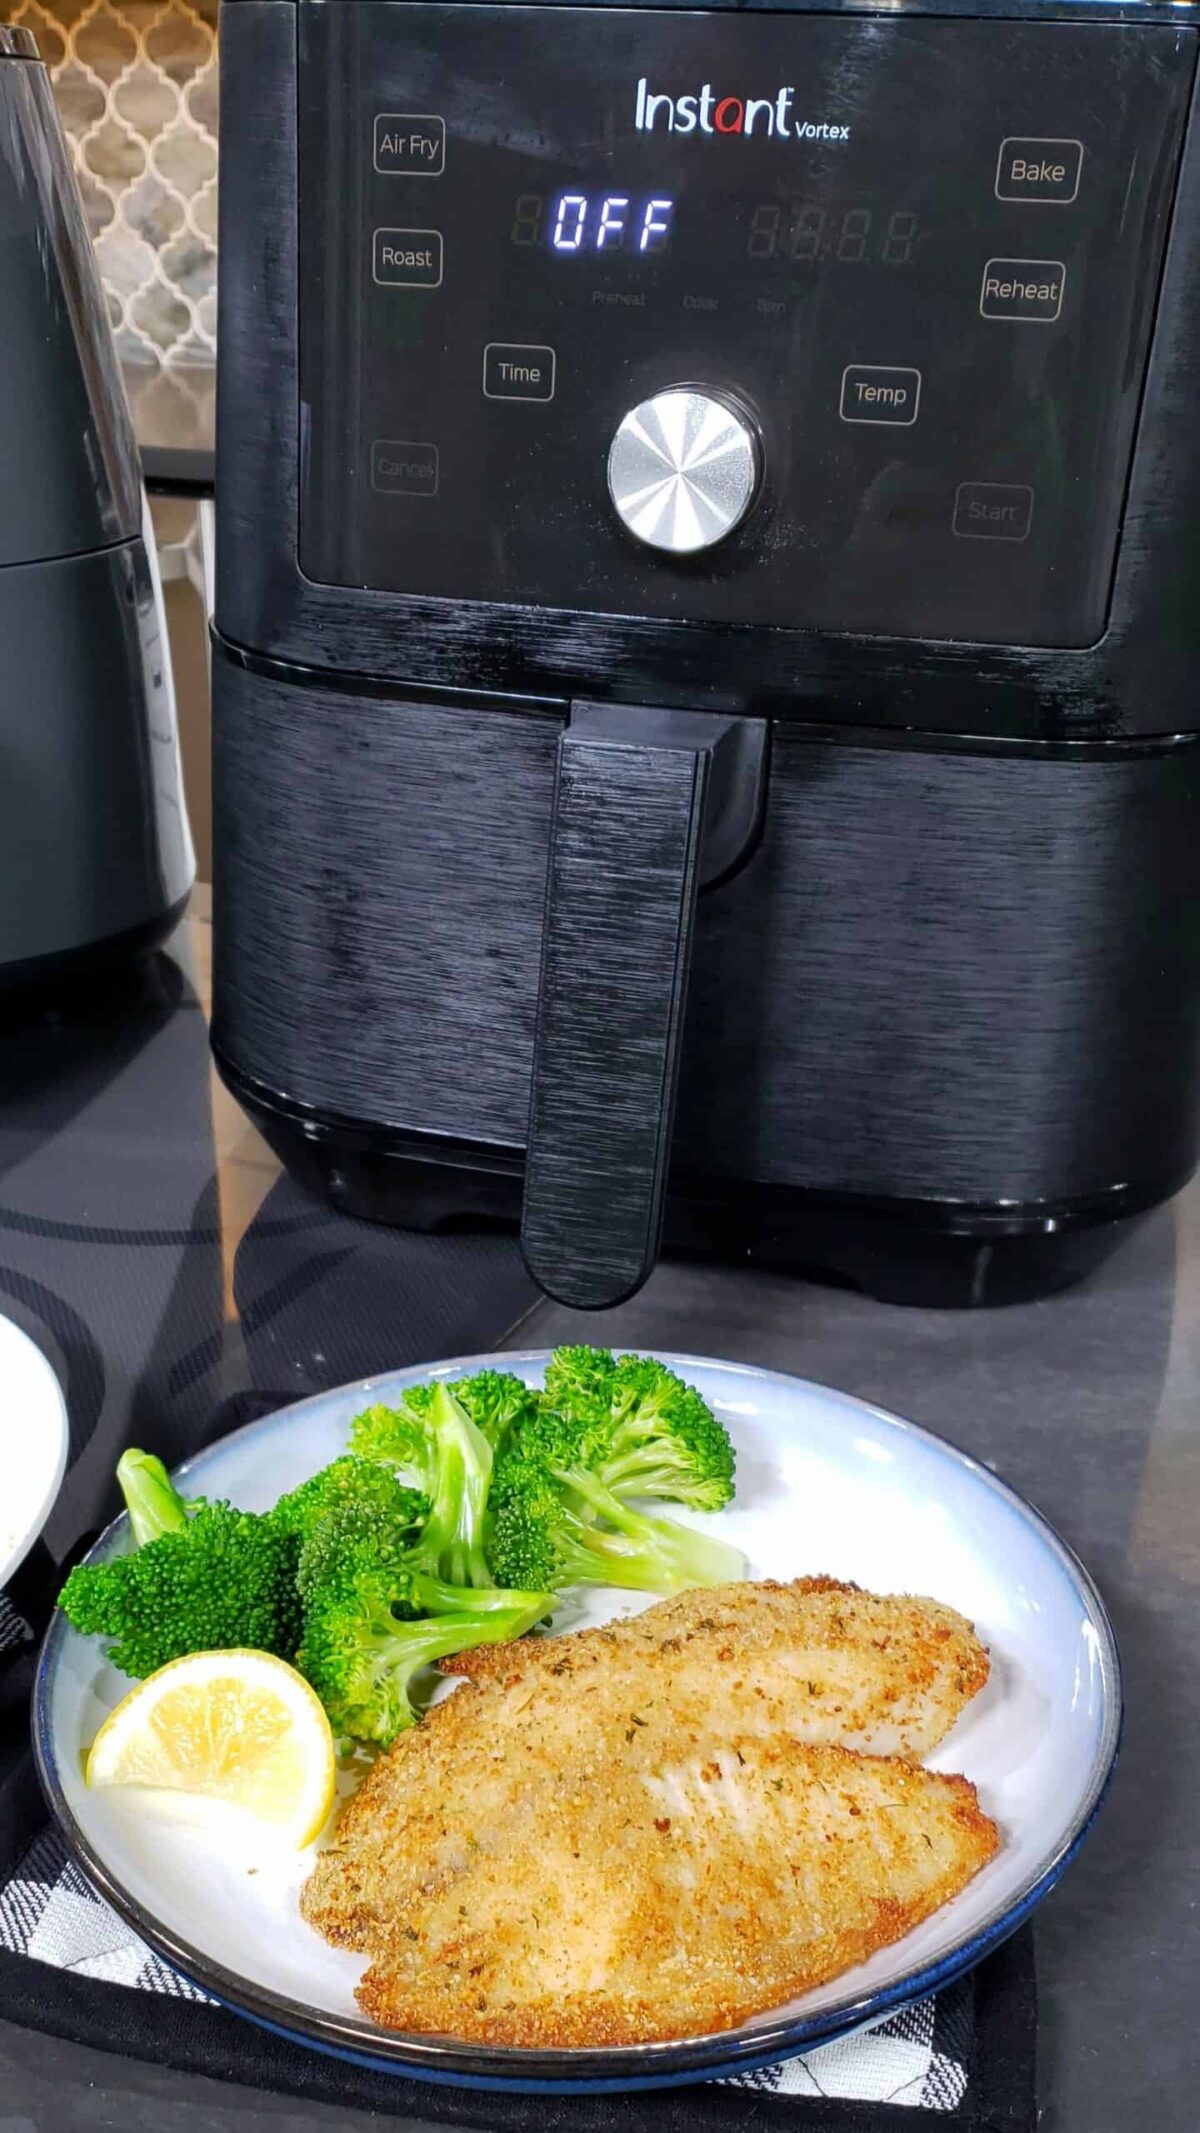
left=85, top=1649, right=335, bottom=1847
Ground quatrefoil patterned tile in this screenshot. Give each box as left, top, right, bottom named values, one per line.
left=2, top=0, right=218, bottom=373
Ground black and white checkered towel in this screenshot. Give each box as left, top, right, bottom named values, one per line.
left=0, top=1822, right=971, bottom=2108
left=0, top=1594, right=31, bottom=1658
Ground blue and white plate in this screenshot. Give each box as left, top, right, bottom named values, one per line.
left=34, top=1352, right=1120, bottom=2092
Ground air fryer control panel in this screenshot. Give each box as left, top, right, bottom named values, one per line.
left=298, top=5, right=1194, bottom=648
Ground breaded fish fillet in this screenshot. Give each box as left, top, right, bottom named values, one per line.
left=441, top=1577, right=989, bottom=1759
left=306, top=1735, right=998, bottom=2046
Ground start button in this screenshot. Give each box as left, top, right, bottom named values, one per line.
left=953, top=482, right=1034, bottom=541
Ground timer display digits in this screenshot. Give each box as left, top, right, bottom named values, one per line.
left=747, top=204, right=920, bottom=263
left=510, top=192, right=676, bottom=253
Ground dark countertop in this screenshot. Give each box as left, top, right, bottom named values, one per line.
left=0, top=890, right=1195, bottom=2129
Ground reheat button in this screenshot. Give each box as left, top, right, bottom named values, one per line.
left=979, top=259, right=1065, bottom=322
left=995, top=138, right=1082, bottom=204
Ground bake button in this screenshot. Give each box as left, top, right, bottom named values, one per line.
left=371, top=439, right=439, bottom=496
left=483, top=343, right=556, bottom=402
left=995, top=138, right=1082, bottom=204
left=372, top=229, right=443, bottom=287
left=374, top=114, right=445, bottom=176
left=979, top=259, right=1064, bottom=322
left=839, top=365, right=921, bottom=426
left=952, top=482, right=1033, bottom=541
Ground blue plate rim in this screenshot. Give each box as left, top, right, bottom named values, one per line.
left=33, top=1349, right=1123, bottom=2092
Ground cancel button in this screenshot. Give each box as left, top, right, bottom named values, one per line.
left=371, top=440, right=439, bottom=497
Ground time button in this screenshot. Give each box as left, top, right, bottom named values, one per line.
left=483, top=343, right=556, bottom=402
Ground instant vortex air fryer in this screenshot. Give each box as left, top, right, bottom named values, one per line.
left=213, top=0, right=1200, bottom=1308
left=0, top=27, right=192, bottom=988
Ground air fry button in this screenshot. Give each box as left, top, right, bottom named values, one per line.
left=980, top=259, right=1065, bottom=322
left=374, top=114, right=445, bottom=176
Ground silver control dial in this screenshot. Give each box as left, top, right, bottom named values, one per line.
left=607, top=388, right=761, bottom=555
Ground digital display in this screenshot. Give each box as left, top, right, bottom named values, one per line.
left=509, top=193, right=918, bottom=264
left=510, top=193, right=675, bottom=253
left=747, top=205, right=919, bottom=264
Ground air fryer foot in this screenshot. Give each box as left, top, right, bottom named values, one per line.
left=714, top=1218, right=1141, bottom=1307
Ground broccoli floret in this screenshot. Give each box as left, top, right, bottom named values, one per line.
left=349, top=1381, right=496, bottom=1588
left=448, top=1369, right=539, bottom=1454
left=487, top=1432, right=744, bottom=1597
left=539, top=1349, right=735, bottom=1513
left=600, top=1355, right=735, bottom=1512
left=295, top=1501, right=551, bottom=1743
left=58, top=1503, right=302, bottom=1679
left=347, top=1402, right=437, bottom=1492
left=272, top=1455, right=428, bottom=1548
left=542, top=1345, right=616, bottom=1417
left=115, top=1447, right=191, bottom=1545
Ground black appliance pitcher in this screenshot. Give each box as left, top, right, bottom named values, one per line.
left=0, top=26, right=192, bottom=989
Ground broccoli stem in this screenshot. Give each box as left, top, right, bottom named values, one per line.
left=407, top=1570, right=546, bottom=1619
left=332, top=1595, right=549, bottom=1740
left=410, top=1382, right=495, bottom=1588
left=391, top=1605, right=543, bottom=1697
left=116, top=1449, right=189, bottom=1547
left=555, top=1466, right=744, bottom=1592
left=596, top=1440, right=702, bottom=1502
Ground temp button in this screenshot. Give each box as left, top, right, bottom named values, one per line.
left=840, top=365, right=921, bottom=426
left=483, top=343, right=556, bottom=401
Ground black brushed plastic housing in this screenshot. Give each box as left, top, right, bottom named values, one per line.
left=213, top=0, right=1200, bottom=1303
left=212, top=640, right=1200, bottom=1302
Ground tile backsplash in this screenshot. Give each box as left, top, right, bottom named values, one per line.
left=3, top=0, right=217, bottom=380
